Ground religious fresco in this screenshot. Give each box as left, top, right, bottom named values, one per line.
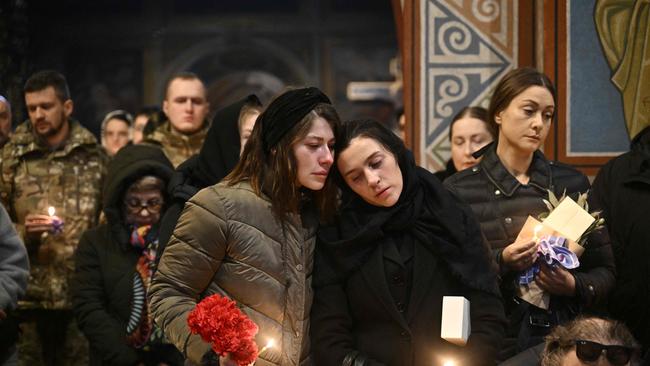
left=419, top=0, right=517, bottom=171
left=564, top=0, right=629, bottom=156
left=595, top=0, right=650, bottom=142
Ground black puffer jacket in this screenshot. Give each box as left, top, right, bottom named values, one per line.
left=444, top=145, right=615, bottom=359
left=71, top=145, right=180, bottom=366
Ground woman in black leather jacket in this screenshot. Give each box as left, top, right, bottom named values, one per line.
left=444, top=67, right=615, bottom=362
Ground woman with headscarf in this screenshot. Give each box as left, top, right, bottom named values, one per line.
left=311, top=119, right=506, bottom=366
left=72, top=145, right=181, bottom=365
left=100, top=110, right=133, bottom=157
left=149, top=87, right=341, bottom=366
left=156, top=95, right=262, bottom=254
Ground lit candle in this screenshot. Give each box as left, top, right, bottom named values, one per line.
left=443, top=360, right=457, bottom=366
left=533, top=224, right=543, bottom=242
left=48, top=206, right=64, bottom=235
left=259, top=339, right=275, bottom=354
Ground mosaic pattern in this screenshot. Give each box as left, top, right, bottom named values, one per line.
left=419, top=0, right=517, bottom=171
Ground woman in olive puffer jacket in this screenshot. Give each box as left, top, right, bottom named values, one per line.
left=444, top=68, right=615, bottom=362
left=149, top=87, right=341, bottom=366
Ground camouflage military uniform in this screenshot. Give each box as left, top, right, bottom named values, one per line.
left=0, top=119, right=108, bottom=366
left=144, top=120, right=208, bottom=167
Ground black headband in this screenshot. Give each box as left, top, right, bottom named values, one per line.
left=261, top=87, right=331, bottom=153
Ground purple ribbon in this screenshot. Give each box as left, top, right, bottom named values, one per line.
left=518, top=235, right=580, bottom=285
left=51, top=218, right=64, bottom=235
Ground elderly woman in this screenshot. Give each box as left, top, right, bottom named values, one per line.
left=542, top=317, right=640, bottom=366
left=72, top=145, right=181, bottom=365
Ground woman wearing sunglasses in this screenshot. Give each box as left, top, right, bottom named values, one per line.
left=542, top=317, right=640, bottom=366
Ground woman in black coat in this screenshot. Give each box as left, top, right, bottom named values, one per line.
left=71, top=145, right=182, bottom=365
left=157, top=95, right=262, bottom=253
left=591, top=126, right=650, bottom=355
left=444, top=68, right=616, bottom=361
left=311, top=119, right=506, bottom=366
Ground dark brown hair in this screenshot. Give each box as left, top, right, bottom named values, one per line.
left=226, top=102, right=341, bottom=222
left=488, top=67, right=556, bottom=135
left=448, top=106, right=495, bottom=141
left=24, top=70, right=71, bottom=102
left=541, top=317, right=640, bottom=366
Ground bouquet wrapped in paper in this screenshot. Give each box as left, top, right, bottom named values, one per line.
left=515, top=191, right=605, bottom=309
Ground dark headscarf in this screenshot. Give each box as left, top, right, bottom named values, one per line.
left=193, top=94, right=261, bottom=187
left=316, top=149, right=500, bottom=296
left=260, top=87, right=331, bottom=153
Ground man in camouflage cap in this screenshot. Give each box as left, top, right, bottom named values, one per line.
left=0, top=70, right=107, bottom=365
left=144, top=72, right=210, bottom=167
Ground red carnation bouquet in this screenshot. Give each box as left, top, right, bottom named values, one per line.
left=187, top=294, right=259, bottom=366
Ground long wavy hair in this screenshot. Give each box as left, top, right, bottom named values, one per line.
left=226, top=103, right=341, bottom=222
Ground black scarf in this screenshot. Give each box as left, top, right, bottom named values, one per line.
left=315, top=150, right=500, bottom=296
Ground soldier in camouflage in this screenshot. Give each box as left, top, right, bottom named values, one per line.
left=144, top=72, right=210, bottom=167
left=0, top=95, right=12, bottom=149
left=0, top=70, right=108, bottom=366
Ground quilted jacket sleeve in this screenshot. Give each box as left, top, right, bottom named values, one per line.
left=149, top=186, right=229, bottom=364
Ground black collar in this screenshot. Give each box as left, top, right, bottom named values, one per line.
left=479, top=144, right=552, bottom=197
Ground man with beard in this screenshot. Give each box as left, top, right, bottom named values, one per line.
left=144, top=72, right=210, bottom=167
left=0, top=95, right=12, bottom=149
left=0, top=70, right=108, bottom=365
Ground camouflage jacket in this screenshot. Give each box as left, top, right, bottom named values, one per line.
left=144, top=120, right=208, bottom=168
left=0, top=120, right=108, bottom=309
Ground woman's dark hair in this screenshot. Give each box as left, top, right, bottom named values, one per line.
left=333, top=119, right=406, bottom=192
left=488, top=67, right=556, bottom=135
left=24, top=70, right=71, bottom=101
left=226, top=102, right=341, bottom=221
left=336, top=119, right=406, bottom=165
left=448, top=106, right=495, bottom=141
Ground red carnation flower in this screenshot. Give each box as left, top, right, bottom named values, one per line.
left=188, top=294, right=259, bottom=366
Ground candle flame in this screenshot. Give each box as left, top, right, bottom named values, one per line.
left=259, top=338, right=276, bottom=354
left=48, top=206, right=56, bottom=216
left=533, top=224, right=543, bottom=241
left=443, top=360, right=456, bottom=366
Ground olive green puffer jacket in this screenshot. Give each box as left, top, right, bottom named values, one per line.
left=149, top=181, right=316, bottom=366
